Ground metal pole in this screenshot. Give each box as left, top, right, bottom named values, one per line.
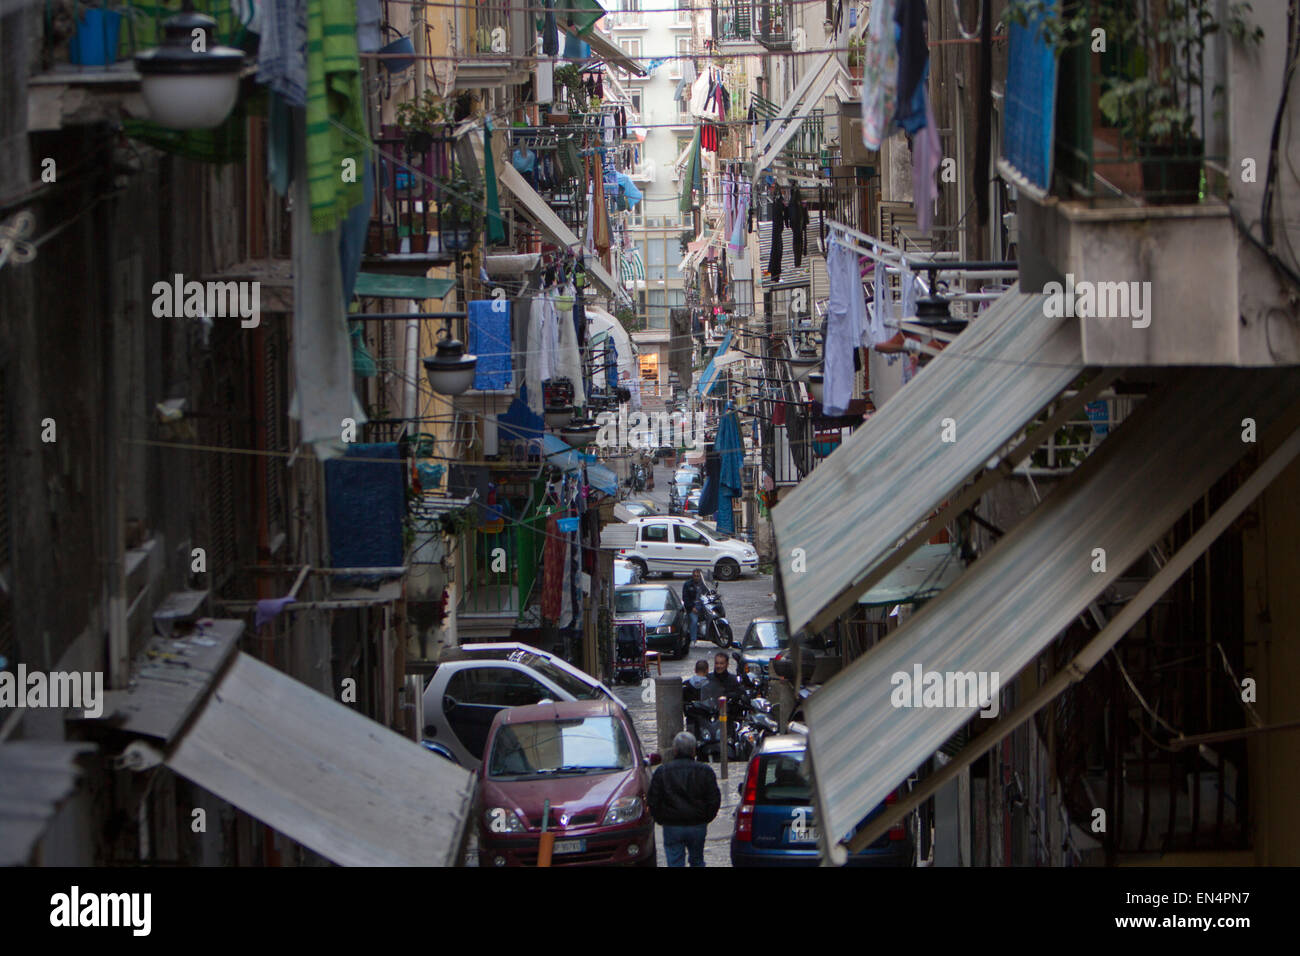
left=538, top=798, right=553, bottom=867
left=719, top=695, right=728, bottom=780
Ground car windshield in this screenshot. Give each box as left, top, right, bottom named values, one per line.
left=503, top=650, right=606, bottom=701
left=616, top=588, right=672, bottom=612
left=743, top=620, right=789, bottom=650
left=756, top=751, right=812, bottom=805
left=696, top=523, right=730, bottom=542
left=488, top=716, right=634, bottom=778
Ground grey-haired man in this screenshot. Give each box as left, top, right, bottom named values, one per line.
left=647, top=731, right=721, bottom=867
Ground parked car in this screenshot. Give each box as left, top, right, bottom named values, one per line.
left=673, top=466, right=702, bottom=487
left=668, top=480, right=694, bottom=515
left=619, top=498, right=660, bottom=518
left=730, top=735, right=914, bottom=867
left=613, top=557, right=644, bottom=587
left=618, top=515, right=759, bottom=580
left=614, top=583, right=690, bottom=658
left=683, top=489, right=702, bottom=516
left=477, top=699, right=657, bottom=867
left=737, top=617, right=791, bottom=683
left=421, top=643, right=620, bottom=766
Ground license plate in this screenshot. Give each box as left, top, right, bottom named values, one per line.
left=785, top=827, right=819, bottom=844
left=552, top=839, right=586, bottom=854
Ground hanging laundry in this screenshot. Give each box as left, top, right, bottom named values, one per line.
left=894, top=0, right=930, bottom=134
left=542, top=512, right=564, bottom=623
left=525, top=293, right=559, bottom=414
left=537, top=56, right=554, bottom=105
left=824, top=238, right=869, bottom=416
left=860, top=0, right=899, bottom=150
left=913, top=89, right=942, bottom=235
left=555, top=286, right=586, bottom=410
left=728, top=180, right=750, bottom=255
left=542, top=0, right=559, bottom=56
left=768, top=190, right=786, bottom=282
left=788, top=187, right=808, bottom=268
left=867, top=261, right=892, bottom=347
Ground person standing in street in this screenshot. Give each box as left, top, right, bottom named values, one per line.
left=648, top=731, right=722, bottom=866
left=682, top=569, right=705, bottom=645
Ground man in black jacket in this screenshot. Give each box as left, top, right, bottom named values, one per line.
left=682, top=569, right=705, bottom=645
left=647, top=732, right=722, bottom=866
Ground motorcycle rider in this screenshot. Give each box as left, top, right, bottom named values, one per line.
left=682, top=569, right=705, bottom=645
left=705, top=651, right=742, bottom=698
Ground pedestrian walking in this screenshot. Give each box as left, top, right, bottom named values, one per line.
left=647, top=731, right=721, bottom=867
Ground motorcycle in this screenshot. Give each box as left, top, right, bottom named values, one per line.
left=695, top=577, right=733, bottom=649
left=681, top=667, right=774, bottom=763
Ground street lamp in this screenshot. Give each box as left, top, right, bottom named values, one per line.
left=135, top=0, right=245, bottom=130
left=560, top=416, right=599, bottom=448
left=422, top=328, right=478, bottom=396
left=544, top=402, right=575, bottom=429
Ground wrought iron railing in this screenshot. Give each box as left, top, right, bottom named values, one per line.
left=1050, top=26, right=1228, bottom=204
left=712, top=0, right=791, bottom=48
left=369, top=127, right=469, bottom=259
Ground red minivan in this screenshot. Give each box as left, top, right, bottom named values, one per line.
left=477, top=699, right=658, bottom=867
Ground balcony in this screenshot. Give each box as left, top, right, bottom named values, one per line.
left=1002, top=1, right=1300, bottom=367
left=452, top=0, right=530, bottom=90
left=365, top=127, right=463, bottom=269
left=712, top=0, right=791, bottom=52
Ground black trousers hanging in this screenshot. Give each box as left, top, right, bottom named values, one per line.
left=768, top=196, right=786, bottom=282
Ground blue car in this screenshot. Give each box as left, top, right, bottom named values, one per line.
left=730, top=736, right=915, bottom=867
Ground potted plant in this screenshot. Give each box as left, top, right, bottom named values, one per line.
left=554, top=64, right=589, bottom=115
left=395, top=90, right=451, bottom=154
left=436, top=169, right=484, bottom=252
left=1008, top=0, right=1262, bottom=205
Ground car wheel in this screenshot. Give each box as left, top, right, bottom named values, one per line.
left=714, top=558, right=741, bottom=581
left=629, top=557, right=648, bottom=579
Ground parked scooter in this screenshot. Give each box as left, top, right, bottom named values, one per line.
left=695, top=576, right=733, bottom=649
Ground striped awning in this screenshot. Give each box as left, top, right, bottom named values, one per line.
left=696, top=330, right=734, bottom=398
left=772, top=288, right=1083, bottom=636
left=807, top=367, right=1300, bottom=863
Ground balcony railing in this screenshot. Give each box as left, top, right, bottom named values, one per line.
left=1042, top=25, right=1228, bottom=204
left=750, top=91, right=824, bottom=179
left=367, top=127, right=465, bottom=261
left=712, top=0, right=791, bottom=48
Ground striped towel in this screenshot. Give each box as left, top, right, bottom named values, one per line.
left=306, top=0, right=367, bottom=233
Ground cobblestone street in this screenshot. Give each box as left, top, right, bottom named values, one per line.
left=610, top=463, right=776, bottom=866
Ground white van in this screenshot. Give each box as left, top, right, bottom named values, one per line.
left=617, top=515, right=759, bottom=580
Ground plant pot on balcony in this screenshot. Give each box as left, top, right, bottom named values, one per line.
left=1138, top=137, right=1203, bottom=205
left=405, top=128, right=435, bottom=154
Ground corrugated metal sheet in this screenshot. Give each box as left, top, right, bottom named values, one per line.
left=168, top=652, right=476, bottom=866
left=0, top=741, right=96, bottom=866
left=772, top=289, right=1080, bottom=635
left=807, top=367, right=1300, bottom=860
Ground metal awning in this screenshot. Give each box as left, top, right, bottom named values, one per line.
left=353, top=273, right=455, bottom=300
left=772, top=289, right=1089, bottom=636
left=565, top=24, right=647, bottom=77
left=857, top=543, right=964, bottom=607
left=808, top=367, right=1300, bottom=864
left=498, top=164, right=632, bottom=307
left=696, top=330, right=734, bottom=397
left=166, top=652, right=476, bottom=866
left=751, top=52, right=842, bottom=180
left=0, top=741, right=97, bottom=866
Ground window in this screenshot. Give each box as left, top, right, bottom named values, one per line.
left=674, top=524, right=708, bottom=545
left=445, top=666, right=549, bottom=707
left=641, top=522, right=669, bottom=543
left=618, top=37, right=641, bottom=79
left=671, top=35, right=692, bottom=78
left=647, top=238, right=666, bottom=280
left=488, top=717, right=635, bottom=778
left=675, top=0, right=692, bottom=23
left=629, top=90, right=642, bottom=114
